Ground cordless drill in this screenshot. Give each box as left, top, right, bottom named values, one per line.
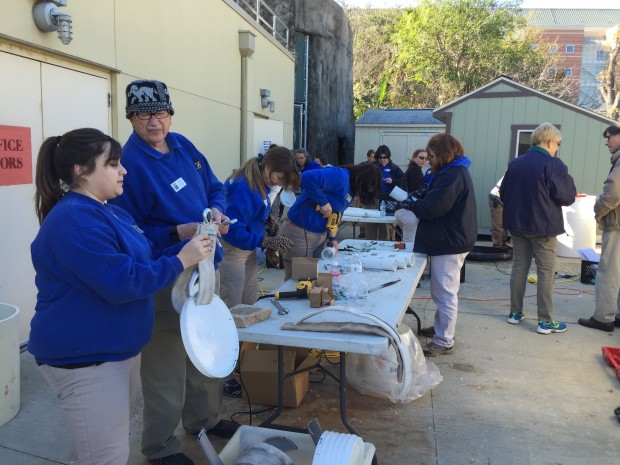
left=274, top=280, right=313, bottom=299
left=317, top=207, right=341, bottom=259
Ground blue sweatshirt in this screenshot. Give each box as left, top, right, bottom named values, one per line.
left=223, top=176, right=271, bottom=250
left=287, top=167, right=353, bottom=233
left=110, top=131, right=226, bottom=266
left=29, top=192, right=184, bottom=366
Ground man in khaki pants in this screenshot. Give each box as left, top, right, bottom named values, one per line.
left=578, top=124, right=620, bottom=332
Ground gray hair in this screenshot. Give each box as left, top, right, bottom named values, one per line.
left=531, top=122, right=562, bottom=146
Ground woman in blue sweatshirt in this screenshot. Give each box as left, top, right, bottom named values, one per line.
left=29, top=128, right=213, bottom=465
left=280, top=163, right=382, bottom=280
left=219, top=146, right=299, bottom=307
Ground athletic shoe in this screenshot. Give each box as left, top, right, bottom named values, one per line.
left=507, top=312, right=525, bottom=324
left=537, top=320, right=567, bottom=334
left=423, top=342, right=453, bottom=357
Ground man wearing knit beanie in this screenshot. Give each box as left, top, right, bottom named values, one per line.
left=111, top=79, right=238, bottom=465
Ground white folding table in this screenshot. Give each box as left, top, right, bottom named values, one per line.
left=236, top=240, right=427, bottom=436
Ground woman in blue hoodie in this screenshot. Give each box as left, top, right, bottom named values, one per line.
left=29, top=128, right=213, bottom=465
left=281, top=163, right=382, bottom=280
left=404, top=134, right=477, bottom=357
left=219, top=146, right=299, bottom=307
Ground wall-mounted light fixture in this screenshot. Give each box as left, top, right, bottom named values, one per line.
left=260, top=88, right=275, bottom=113
left=33, top=1, right=73, bottom=45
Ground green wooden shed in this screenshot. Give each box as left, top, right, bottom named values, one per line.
left=433, top=76, right=618, bottom=233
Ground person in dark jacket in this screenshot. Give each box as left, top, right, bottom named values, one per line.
left=404, top=134, right=477, bottom=356
left=294, top=148, right=321, bottom=173
left=395, top=149, right=428, bottom=242
left=500, top=122, right=576, bottom=335
left=366, top=145, right=404, bottom=240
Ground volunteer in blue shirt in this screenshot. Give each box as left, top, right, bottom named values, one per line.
left=280, top=164, right=382, bottom=280
left=29, top=128, right=213, bottom=465
left=219, top=146, right=299, bottom=307
left=110, top=79, right=234, bottom=465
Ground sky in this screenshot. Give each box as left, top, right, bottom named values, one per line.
left=341, top=0, right=618, bottom=8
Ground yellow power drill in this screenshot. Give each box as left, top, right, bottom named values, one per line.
left=274, top=280, right=313, bottom=299
left=317, top=206, right=341, bottom=259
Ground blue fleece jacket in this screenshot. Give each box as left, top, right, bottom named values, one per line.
left=223, top=176, right=271, bottom=250
left=29, top=192, right=184, bottom=366
left=287, top=167, right=353, bottom=233
left=500, top=146, right=576, bottom=236
left=110, top=131, right=226, bottom=266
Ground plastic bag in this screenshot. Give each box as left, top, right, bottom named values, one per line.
left=345, top=324, right=442, bottom=403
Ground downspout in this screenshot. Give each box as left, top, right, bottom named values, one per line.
left=239, top=31, right=256, bottom=165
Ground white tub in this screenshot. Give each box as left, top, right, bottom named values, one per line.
left=0, top=303, right=20, bottom=426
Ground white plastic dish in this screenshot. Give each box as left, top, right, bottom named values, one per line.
left=280, top=190, right=297, bottom=207
left=180, top=293, right=239, bottom=378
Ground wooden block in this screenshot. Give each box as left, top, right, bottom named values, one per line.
left=229, top=305, right=272, bottom=328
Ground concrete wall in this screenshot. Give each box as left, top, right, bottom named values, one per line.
left=0, top=0, right=294, bottom=341
left=295, top=0, right=355, bottom=165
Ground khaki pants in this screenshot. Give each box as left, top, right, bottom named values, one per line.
left=509, top=232, right=557, bottom=321
left=394, top=209, right=419, bottom=243
left=280, top=219, right=326, bottom=281
left=141, top=278, right=223, bottom=460
left=488, top=199, right=507, bottom=246
left=219, top=241, right=258, bottom=307
left=594, top=229, right=620, bottom=323
left=40, top=356, right=140, bottom=465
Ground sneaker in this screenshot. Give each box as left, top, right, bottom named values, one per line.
left=507, top=312, right=525, bottom=324
left=148, top=453, right=194, bottom=465
left=537, top=320, right=567, bottom=334
left=423, top=342, right=453, bottom=357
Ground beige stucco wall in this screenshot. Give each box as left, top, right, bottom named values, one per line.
left=0, top=0, right=294, bottom=341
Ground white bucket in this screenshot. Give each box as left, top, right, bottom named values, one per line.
left=557, top=195, right=597, bottom=258
left=0, top=303, right=20, bottom=426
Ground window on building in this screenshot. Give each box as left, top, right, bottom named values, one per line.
left=566, top=44, right=575, bottom=53
left=516, top=131, right=534, bottom=157
left=597, top=49, right=607, bottom=60
left=564, top=68, right=573, bottom=77
left=548, top=68, right=556, bottom=75
left=550, top=45, right=558, bottom=54
left=530, top=43, right=538, bottom=50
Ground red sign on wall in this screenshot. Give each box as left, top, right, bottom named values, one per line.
left=0, top=125, right=32, bottom=187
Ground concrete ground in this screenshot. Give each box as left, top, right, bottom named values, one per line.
left=2, top=225, right=620, bottom=465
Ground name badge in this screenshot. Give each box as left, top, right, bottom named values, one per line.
left=345, top=193, right=352, bottom=203
left=171, top=177, right=187, bottom=192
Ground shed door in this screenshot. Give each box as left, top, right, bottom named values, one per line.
left=0, top=51, right=109, bottom=342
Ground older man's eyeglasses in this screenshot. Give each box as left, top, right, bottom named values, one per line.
left=135, top=111, right=170, bottom=120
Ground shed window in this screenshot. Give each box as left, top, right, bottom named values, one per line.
left=516, top=131, right=534, bottom=157
left=566, top=44, right=574, bottom=53
left=564, top=68, right=573, bottom=77
left=550, top=45, right=558, bottom=54
left=548, top=68, right=556, bottom=75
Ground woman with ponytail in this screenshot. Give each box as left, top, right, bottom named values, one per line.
left=219, top=146, right=299, bottom=307
left=29, top=128, right=213, bottom=465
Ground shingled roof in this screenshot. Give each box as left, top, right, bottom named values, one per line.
left=356, top=108, right=444, bottom=126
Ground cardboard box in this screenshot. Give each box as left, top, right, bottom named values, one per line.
left=239, top=343, right=315, bottom=407
left=292, top=257, right=319, bottom=280
left=309, top=272, right=334, bottom=307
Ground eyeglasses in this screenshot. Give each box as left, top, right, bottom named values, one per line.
left=378, top=156, right=388, bottom=159
left=135, top=111, right=170, bottom=120
left=417, top=156, right=427, bottom=160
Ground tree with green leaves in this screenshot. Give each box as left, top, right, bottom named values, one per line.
left=345, top=0, right=570, bottom=115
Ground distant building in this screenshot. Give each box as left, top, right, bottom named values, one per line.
left=524, top=8, right=620, bottom=110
